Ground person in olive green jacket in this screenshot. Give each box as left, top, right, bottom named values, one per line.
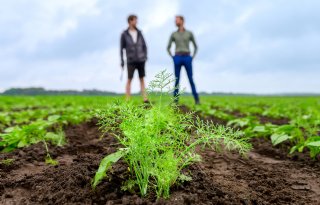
left=167, top=15, right=200, bottom=104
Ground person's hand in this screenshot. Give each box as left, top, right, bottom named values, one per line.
left=121, top=61, right=124, bottom=68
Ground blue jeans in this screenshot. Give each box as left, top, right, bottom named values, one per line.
left=173, top=55, right=199, bottom=103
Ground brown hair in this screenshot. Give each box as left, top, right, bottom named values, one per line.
left=127, top=14, right=137, bottom=23
left=176, top=15, right=184, bottom=22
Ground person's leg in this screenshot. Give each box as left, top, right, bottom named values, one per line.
left=126, top=79, right=132, bottom=101
left=173, top=56, right=182, bottom=102
left=183, top=56, right=200, bottom=104
left=139, top=78, right=148, bottom=102
left=126, top=63, right=135, bottom=101
left=137, top=62, right=148, bottom=102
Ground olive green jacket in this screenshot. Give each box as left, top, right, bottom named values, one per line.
left=167, top=29, right=198, bottom=57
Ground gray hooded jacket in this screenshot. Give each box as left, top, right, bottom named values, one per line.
left=120, top=28, right=147, bottom=65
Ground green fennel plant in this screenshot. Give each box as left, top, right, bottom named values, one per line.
left=92, top=70, right=251, bottom=198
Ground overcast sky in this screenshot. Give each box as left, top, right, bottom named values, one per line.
left=1, top=0, right=319, bottom=94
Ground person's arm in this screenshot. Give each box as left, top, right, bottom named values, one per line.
left=190, top=32, right=198, bottom=58
left=120, top=33, right=126, bottom=67
left=167, top=34, right=174, bottom=57
left=141, top=33, right=148, bottom=60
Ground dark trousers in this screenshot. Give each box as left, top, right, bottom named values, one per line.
left=127, top=61, right=145, bottom=79
left=173, top=55, right=199, bottom=103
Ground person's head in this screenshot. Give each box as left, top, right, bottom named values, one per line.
left=175, top=15, right=184, bottom=27
left=128, top=14, right=138, bottom=28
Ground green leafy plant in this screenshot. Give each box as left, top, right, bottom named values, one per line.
left=92, top=70, right=251, bottom=198
left=0, top=116, right=66, bottom=165
left=92, top=148, right=129, bottom=188
left=289, top=136, right=320, bottom=159
left=0, top=158, right=15, bottom=166
left=189, top=95, right=320, bottom=159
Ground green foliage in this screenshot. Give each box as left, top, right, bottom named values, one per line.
left=44, top=131, right=66, bottom=146
left=93, top=70, right=251, bottom=198
left=187, top=96, right=320, bottom=159
left=0, top=96, right=98, bottom=164
left=290, top=136, right=320, bottom=159
left=92, top=149, right=128, bottom=188
left=0, top=116, right=66, bottom=164
left=271, top=133, right=291, bottom=146
left=45, top=155, right=59, bottom=166
left=0, top=117, right=65, bottom=152
left=0, top=158, right=15, bottom=165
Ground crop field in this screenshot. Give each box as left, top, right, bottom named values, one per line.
left=0, top=92, right=319, bottom=203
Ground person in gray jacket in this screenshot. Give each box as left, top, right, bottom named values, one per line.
left=120, top=14, right=149, bottom=102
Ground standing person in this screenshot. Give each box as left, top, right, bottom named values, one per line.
left=120, top=14, right=149, bottom=102
left=167, top=15, right=200, bottom=104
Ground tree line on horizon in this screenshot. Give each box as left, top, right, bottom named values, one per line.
left=1, top=87, right=319, bottom=96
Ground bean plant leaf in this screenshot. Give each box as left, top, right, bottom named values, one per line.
left=290, top=145, right=299, bottom=154
left=45, top=132, right=66, bottom=146
left=4, top=127, right=15, bottom=133
left=253, top=126, right=266, bottom=133
left=306, top=141, right=320, bottom=147
left=47, top=115, right=61, bottom=123
left=227, top=118, right=249, bottom=127
left=271, top=133, right=291, bottom=146
left=92, top=149, right=128, bottom=188
left=45, top=157, right=59, bottom=166
left=275, top=124, right=295, bottom=133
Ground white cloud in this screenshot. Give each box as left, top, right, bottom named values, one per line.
left=2, top=0, right=100, bottom=53
left=0, top=0, right=319, bottom=94
left=194, top=66, right=320, bottom=94
left=6, top=47, right=120, bottom=90
left=141, top=0, right=180, bottom=33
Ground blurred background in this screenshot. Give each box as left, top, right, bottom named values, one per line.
left=0, top=0, right=319, bottom=95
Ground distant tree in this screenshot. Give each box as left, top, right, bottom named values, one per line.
left=1, top=87, right=119, bottom=96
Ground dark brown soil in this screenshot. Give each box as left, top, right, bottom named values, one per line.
left=10, top=106, right=49, bottom=112
left=257, top=115, right=290, bottom=126
left=226, top=110, right=247, bottom=118
left=0, top=119, right=319, bottom=205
